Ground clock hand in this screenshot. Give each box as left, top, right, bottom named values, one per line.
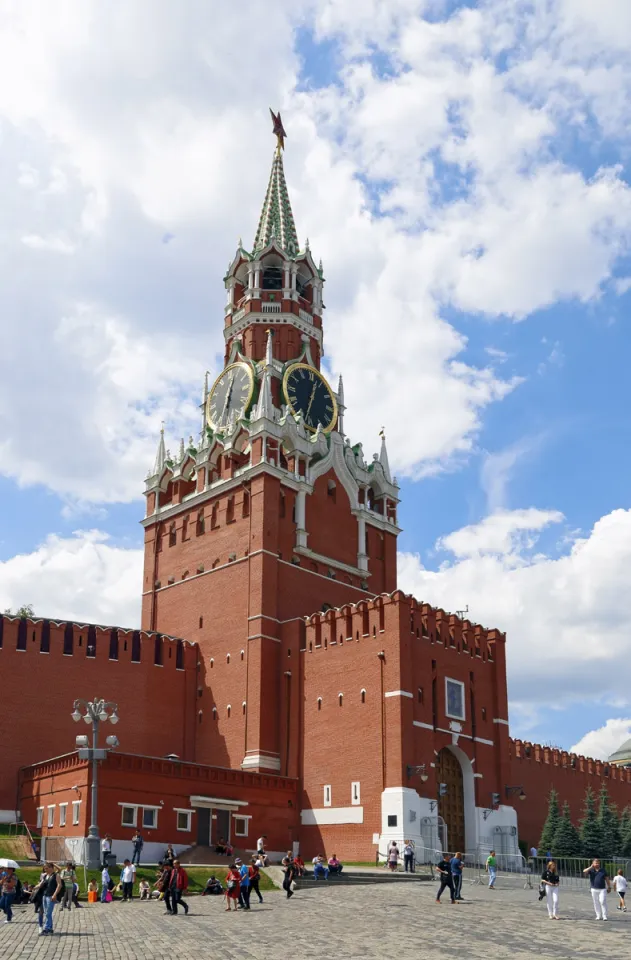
left=305, top=382, right=318, bottom=422
left=221, top=371, right=235, bottom=421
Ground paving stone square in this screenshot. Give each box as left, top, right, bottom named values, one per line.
left=1, top=878, right=629, bottom=959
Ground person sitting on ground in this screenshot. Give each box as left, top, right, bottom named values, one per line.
left=139, top=879, right=151, bottom=900
left=87, top=880, right=98, bottom=904
left=215, top=837, right=227, bottom=855
left=312, top=855, right=329, bottom=880
left=293, top=854, right=305, bottom=877
left=202, top=875, right=224, bottom=896
left=328, top=854, right=343, bottom=875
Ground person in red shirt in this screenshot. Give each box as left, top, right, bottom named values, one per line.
left=168, top=860, right=189, bottom=916
left=225, top=864, right=241, bottom=912
left=293, top=855, right=305, bottom=877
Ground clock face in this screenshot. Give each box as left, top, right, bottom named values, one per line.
left=282, top=363, right=338, bottom=434
left=206, top=362, right=254, bottom=430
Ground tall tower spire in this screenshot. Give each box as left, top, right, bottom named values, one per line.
left=253, top=110, right=299, bottom=257
left=152, top=424, right=166, bottom=475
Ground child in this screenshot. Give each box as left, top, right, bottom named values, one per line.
left=614, top=869, right=627, bottom=912
left=225, top=864, right=241, bottom=912
left=139, top=879, right=151, bottom=900
left=87, top=880, right=98, bottom=904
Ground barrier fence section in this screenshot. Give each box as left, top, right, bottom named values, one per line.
left=40, top=836, right=88, bottom=891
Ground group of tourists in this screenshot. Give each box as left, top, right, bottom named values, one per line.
left=538, top=858, right=626, bottom=921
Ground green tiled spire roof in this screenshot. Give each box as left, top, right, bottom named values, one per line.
left=253, top=146, right=299, bottom=258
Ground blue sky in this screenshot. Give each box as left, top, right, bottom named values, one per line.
left=1, top=0, right=631, bottom=761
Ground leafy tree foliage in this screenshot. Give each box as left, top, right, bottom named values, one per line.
left=580, top=785, right=604, bottom=859
left=539, top=788, right=561, bottom=854
left=552, top=801, right=582, bottom=857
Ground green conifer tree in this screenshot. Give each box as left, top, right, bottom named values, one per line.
left=552, top=801, right=582, bottom=857
left=580, top=785, right=604, bottom=858
left=538, top=787, right=561, bottom=854
left=619, top=806, right=631, bottom=858
left=598, top=784, right=621, bottom=859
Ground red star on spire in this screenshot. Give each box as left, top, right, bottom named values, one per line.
left=270, top=108, right=287, bottom=151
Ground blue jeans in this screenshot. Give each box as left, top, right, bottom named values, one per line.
left=131, top=847, right=142, bottom=865
left=43, top=895, right=56, bottom=932
left=314, top=865, right=329, bottom=880
left=488, top=866, right=497, bottom=887
left=0, top=892, right=15, bottom=921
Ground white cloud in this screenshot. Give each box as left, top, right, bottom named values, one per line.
left=0, top=1, right=630, bottom=502
left=436, top=507, right=563, bottom=558
left=0, top=530, right=142, bottom=627
left=570, top=718, right=631, bottom=761
left=480, top=437, right=544, bottom=512
left=399, top=507, right=631, bottom=707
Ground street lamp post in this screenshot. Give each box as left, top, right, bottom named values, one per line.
left=72, top=698, right=119, bottom=870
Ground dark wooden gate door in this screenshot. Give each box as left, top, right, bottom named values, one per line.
left=436, top=748, right=465, bottom=854
left=196, top=807, right=210, bottom=846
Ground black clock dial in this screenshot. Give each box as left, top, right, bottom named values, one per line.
left=283, top=363, right=337, bottom=433
left=206, top=362, right=254, bottom=430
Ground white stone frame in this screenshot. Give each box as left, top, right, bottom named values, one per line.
left=47, top=805, right=55, bottom=828
left=72, top=801, right=81, bottom=826
left=37, top=807, right=44, bottom=828
left=120, top=804, right=138, bottom=828
left=233, top=815, right=252, bottom=837
left=445, top=677, right=466, bottom=721
left=141, top=806, right=160, bottom=830
left=175, top=809, right=193, bottom=833
left=59, top=803, right=67, bottom=827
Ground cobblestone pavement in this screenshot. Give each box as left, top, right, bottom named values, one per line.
left=2, top=880, right=629, bottom=959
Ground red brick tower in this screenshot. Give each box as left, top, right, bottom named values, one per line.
left=141, top=111, right=400, bottom=776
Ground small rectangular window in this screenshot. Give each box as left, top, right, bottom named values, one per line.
left=387, top=814, right=397, bottom=828
left=142, top=808, right=158, bottom=829
left=176, top=811, right=192, bottom=832
left=37, top=807, right=44, bottom=828
left=351, top=781, right=361, bottom=805
left=121, top=805, right=137, bottom=827
left=72, top=801, right=81, bottom=826
left=47, top=806, right=55, bottom=828
left=324, top=785, right=332, bottom=807
left=233, top=816, right=249, bottom=837
left=59, top=804, right=67, bottom=827
left=445, top=678, right=466, bottom=721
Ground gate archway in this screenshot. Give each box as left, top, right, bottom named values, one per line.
left=436, top=747, right=466, bottom=854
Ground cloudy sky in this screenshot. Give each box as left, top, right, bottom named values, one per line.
left=1, top=0, right=631, bottom=760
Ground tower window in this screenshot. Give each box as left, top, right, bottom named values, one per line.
left=227, top=704, right=231, bottom=718
left=210, top=658, right=214, bottom=669
left=279, top=492, right=286, bottom=518
left=182, top=516, right=189, bottom=541
left=226, top=654, right=230, bottom=664
left=338, top=693, right=343, bottom=707
left=418, top=687, right=424, bottom=703
left=242, top=701, right=247, bottom=715
left=211, top=503, right=219, bottom=529
left=169, top=523, right=176, bottom=547
left=361, top=689, right=366, bottom=704
left=226, top=496, right=235, bottom=523
left=196, top=510, right=205, bottom=536
left=262, top=265, right=283, bottom=290
left=242, top=489, right=250, bottom=518
left=317, top=697, right=322, bottom=711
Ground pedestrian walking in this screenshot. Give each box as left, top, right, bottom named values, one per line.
left=121, top=859, right=135, bottom=901
left=237, top=858, right=250, bottom=909
left=0, top=867, right=18, bottom=923
left=225, top=864, right=241, bottom=911
left=156, top=863, right=172, bottom=913
left=450, top=852, right=464, bottom=900
left=583, top=859, right=612, bottom=920
left=614, top=869, right=627, bottom=912
left=540, top=860, right=560, bottom=919
left=60, top=862, right=77, bottom=909
left=131, top=830, right=144, bottom=865
left=169, top=859, right=189, bottom=915
left=435, top=853, right=455, bottom=904
left=403, top=840, right=415, bottom=873
left=249, top=858, right=264, bottom=903
left=38, top=862, right=63, bottom=936
left=485, top=850, right=498, bottom=889
left=282, top=855, right=298, bottom=899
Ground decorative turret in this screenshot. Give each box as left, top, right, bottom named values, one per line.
left=152, top=425, right=166, bottom=476
left=221, top=110, right=325, bottom=369
left=379, top=430, right=392, bottom=483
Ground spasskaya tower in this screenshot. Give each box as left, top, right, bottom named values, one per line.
left=141, top=111, right=400, bottom=775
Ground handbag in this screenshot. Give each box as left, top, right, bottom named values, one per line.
left=227, top=880, right=236, bottom=891
left=105, top=891, right=113, bottom=902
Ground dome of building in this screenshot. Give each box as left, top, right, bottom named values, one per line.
left=608, top=738, right=631, bottom=766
